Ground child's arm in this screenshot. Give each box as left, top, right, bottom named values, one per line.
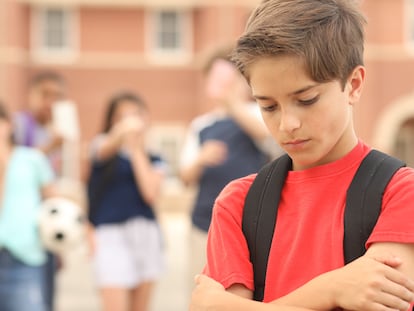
left=128, top=148, right=164, bottom=206
left=38, top=131, right=64, bottom=155
left=94, top=116, right=142, bottom=161
left=120, top=124, right=164, bottom=206
left=363, top=242, right=414, bottom=307
left=222, top=73, right=269, bottom=143
left=179, top=140, right=228, bottom=185
left=272, top=252, right=414, bottom=311
left=226, top=100, right=269, bottom=143
left=190, top=253, right=414, bottom=311
left=41, top=183, right=59, bottom=199
left=191, top=275, right=311, bottom=311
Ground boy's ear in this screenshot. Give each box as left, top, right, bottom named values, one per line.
left=347, top=66, right=365, bottom=105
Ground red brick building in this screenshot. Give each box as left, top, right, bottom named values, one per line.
left=1, top=0, right=414, bottom=174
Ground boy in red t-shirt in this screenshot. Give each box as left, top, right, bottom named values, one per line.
left=189, top=0, right=414, bottom=310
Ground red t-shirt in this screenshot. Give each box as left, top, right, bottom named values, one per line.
left=204, top=141, right=414, bottom=302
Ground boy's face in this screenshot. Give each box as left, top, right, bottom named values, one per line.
left=205, top=59, right=241, bottom=103
left=248, top=55, right=364, bottom=170
left=28, top=79, right=64, bottom=124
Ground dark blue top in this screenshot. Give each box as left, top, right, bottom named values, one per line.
left=87, top=153, right=163, bottom=226
left=192, top=118, right=268, bottom=232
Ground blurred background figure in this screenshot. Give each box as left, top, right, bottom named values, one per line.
left=13, top=71, right=67, bottom=311
left=86, top=91, right=166, bottom=311
left=14, top=71, right=65, bottom=175
left=0, top=100, right=56, bottom=311
left=179, top=45, right=276, bottom=292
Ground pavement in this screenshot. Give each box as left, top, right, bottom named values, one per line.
left=55, top=181, right=195, bottom=311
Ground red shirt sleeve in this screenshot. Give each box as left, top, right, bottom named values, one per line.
left=203, top=174, right=256, bottom=291
left=367, top=167, right=414, bottom=247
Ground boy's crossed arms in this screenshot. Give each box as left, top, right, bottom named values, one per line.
left=191, top=244, right=414, bottom=311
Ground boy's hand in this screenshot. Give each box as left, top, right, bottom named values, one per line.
left=190, top=274, right=226, bottom=311
left=40, top=130, right=64, bottom=154
left=331, top=254, right=414, bottom=311
left=49, top=132, right=64, bottom=150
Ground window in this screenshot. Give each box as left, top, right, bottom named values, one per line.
left=43, top=9, right=67, bottom=49
left=147, top=9, right=192, bottom=63
left=146, top=125, right=186, bottom=177
left=406, top=0, right=414, bottom=45
left=157, top=11, right=181, bottom=51
left=32, top=7, right=78, bottom=62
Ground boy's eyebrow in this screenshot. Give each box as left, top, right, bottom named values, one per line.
left=253, top=94, right=272, bottom=100
left=253, top=84, right=319, bottom=100
left=289, top=84, right=319, bottom=96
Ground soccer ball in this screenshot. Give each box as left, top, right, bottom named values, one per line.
left=38, top=197, right=86, bottom=254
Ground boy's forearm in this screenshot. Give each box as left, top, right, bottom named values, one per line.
left=179, top=158, right=204, bottom=185
left=94, top=132, right=122, bottom=161
left=220, top=293, right=317, bottom=311
left=225, top=283, right=321, bottom=311
left=227, top=102, right=269, bottom=142
left=271, top=251, right=414, bottom=311
left=190, top=275, right=320, bottom=311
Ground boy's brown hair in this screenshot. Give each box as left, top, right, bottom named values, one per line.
left=232, top=0, right=366, bottom=88
left=28, top=70, right=65, bottom=88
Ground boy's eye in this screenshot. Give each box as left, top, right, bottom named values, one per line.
left=260, top=104, right=277, bottom=112
left=298, top=96, right=319, bottom=105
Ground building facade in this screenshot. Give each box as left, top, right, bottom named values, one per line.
left=0, top=0, right=414, bottom=174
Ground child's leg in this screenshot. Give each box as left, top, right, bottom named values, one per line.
left=93, top=224, right=137, bottom=310
left=127, top=218, right=164, bottom=311
left=41, top=252, right=57, bottom=311
left=130, top=282, right=154, bottom=311
left=100, top=287, right=129, bottom=311
left=189, top=225, right=208, bottom=283
left=0, top=249, right=47, bottom=311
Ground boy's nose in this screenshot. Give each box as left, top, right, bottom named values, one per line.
left=279, top=111, right=300, bottom=133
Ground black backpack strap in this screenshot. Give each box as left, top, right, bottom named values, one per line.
left=242, top=153, right=291, bottom=301
left=344, top=150, right=405, bottom=263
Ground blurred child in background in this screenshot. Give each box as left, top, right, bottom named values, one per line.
left=14, top=71, right=65, bottom=174
left=13, top=71, right=66, bottom=311
left=179, top=46, right=276, bottom=289
left=0, top=100, right=55, bottom=311
left=87, top=91, right=166, bottom=311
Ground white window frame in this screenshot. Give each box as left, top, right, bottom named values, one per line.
left=31, top=6, right=78, bottom=63
left=404, top=0, right=414, bottom=50
left=146, top=124, right=187, bottom=178
left=145, top=9, right=192, bottom=65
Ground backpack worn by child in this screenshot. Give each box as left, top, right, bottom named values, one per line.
left=242, top=150, right=405, bottom=301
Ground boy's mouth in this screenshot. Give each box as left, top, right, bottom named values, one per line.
left=283, top=139, right=308, bottom=145
left=283, top=139, right=310, bottom=149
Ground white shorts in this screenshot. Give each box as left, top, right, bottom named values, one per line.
left=93, top=217, right=165, bottom=288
